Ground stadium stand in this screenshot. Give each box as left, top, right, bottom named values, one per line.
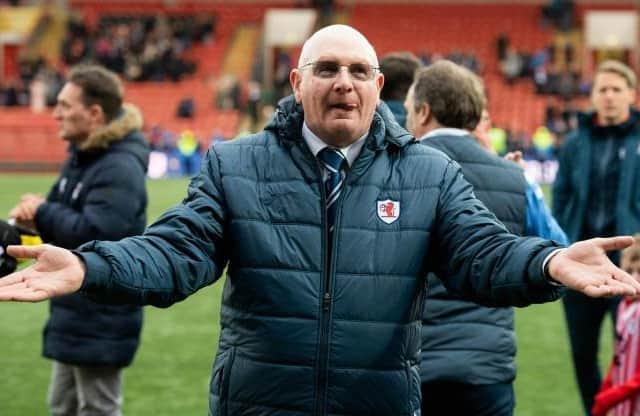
left=0, top=0, right=637, bottom=171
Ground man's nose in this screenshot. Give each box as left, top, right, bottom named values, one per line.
left=333, top=67, right=354, bottom=91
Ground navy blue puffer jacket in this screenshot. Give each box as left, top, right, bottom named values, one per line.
left=39, top=105, right=148, bottom=367
left=78, top=97, right=562, bottom=415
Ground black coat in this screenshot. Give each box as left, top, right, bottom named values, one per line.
left=37, top=105, right=149, bottom=367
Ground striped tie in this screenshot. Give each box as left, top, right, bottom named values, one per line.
left=318, top=147, right=347, bottom=233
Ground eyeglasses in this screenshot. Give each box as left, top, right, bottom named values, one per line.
left=299, top=60, right=380, bottom=81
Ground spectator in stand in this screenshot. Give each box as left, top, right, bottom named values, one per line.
left=541, top=0, right=575, bottom=31
left=496, top=32, right=510, bottom=61
left=501, top=47, right=523, bottom=84
left=247, top=80, right=262, bottom=132
left=554, top=59, right=640, bottom=416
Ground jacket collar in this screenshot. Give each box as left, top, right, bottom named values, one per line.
left=577, top=108, right=640, bottom=136
left=78, top=103, right=144, bottom=152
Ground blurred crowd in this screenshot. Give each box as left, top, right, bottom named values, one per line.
left=61, top=12, right=213, bottom=82
left=0, top=0, right=625, bottom=179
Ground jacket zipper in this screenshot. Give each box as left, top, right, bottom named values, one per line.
left=314, top=170, right=342, bottom=416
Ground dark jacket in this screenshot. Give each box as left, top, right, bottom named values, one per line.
left=38, top=104, right=148, bottom=367
left=421, top=132, right=527, bottom=385
left=77, top=96, right=562, bottom=415
left=552, top=110, right=640, bottom=244
left=384, top=99, right=408, bottom=128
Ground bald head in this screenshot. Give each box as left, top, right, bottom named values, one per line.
left=290, top=24, right=384, bottom=148
left=298, top=25, right=379, bottom=68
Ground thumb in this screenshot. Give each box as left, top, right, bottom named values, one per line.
left=7, top=244, right=48, bottom=259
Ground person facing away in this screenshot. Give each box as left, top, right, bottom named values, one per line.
left=404, top=59, right=568, bottom=416
left=379, top=51, right=423, bottom=128
left=8, top=64, right=149, bottom=416
left=553, top=59, right=640, bottom=416
left=593, top=234, right=640, bottom=416
left=1, top=25, right=639, bottom=416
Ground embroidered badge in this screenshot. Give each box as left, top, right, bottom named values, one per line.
left=377, top=199, right=400, bottom=224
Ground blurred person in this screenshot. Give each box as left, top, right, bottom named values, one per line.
left=176, top=129, right=201, bottom=176
left=247, top=80, right=262, bottom=132
left=593, top=234, right=640, bottom=416
left=501, top=47, right=523, bottom=84
left=474, top=108, right=494, bottom=152
left=379, top=51, right=422, bottom=128
left=553, top=59, right=640, bottom=416
left=8, top=64, right=148, bottom=416
left=0, top=25, right=638, bottom=416
left=405, top=60, right=568, bottom=416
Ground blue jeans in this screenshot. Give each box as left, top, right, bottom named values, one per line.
left=421, top=381, right=514, bottom=416
left=563, top=289, right=621, bottom=416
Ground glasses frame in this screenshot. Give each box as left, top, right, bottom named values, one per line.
left=298, top=60, right=380, bottom=82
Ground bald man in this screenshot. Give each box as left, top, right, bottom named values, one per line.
left=1, top=25, right=639, bottom=415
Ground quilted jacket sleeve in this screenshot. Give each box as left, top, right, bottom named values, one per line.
left=77, top=147, right=229, bottom=307
left=430, top=160, right=563, bottom=307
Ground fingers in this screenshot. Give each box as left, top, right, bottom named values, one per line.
left=9, top=204, right=30, bottom=221
left=582, top=281, right=638, bottom=298
left=9, top=196, right=44, bottom=221
left=0, top=268, right=27, bottom=287
left=9, top=203, right=34, bottom=221
left=612, top=266, right=640, bottom=292
left=7, top=244, right=47, bottom=260
left=0, top=280, right=49, bottom=302
left=593, top=236, right=635, bottom=252
left=21, top=200, right=40, bottom=220
left=580, top=267, right=640, bottom=297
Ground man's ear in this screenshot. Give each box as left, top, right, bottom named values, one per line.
left=418, top=102, right=431, bottom=126
left=376, top=73, right=385, bottom=92
left=290, top=69, right=303, bottom=103
left=89, top=104, right=105, bottom=125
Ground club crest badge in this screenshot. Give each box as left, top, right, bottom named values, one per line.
left=377, top=199, right=400, bottom=224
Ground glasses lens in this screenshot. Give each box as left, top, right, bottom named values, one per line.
left=313, top=61, right=340, bottom=78
left=348, top=63, right=373, bottom=81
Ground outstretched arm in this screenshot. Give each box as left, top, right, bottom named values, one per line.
left=431, top=161, right=639, bottom=305
left=0, top=146, right=230, bottom=306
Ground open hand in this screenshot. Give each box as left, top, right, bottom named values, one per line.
left=0, top=245, right=85, bottom=302
left=548, top=236, right=640, bottom=297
